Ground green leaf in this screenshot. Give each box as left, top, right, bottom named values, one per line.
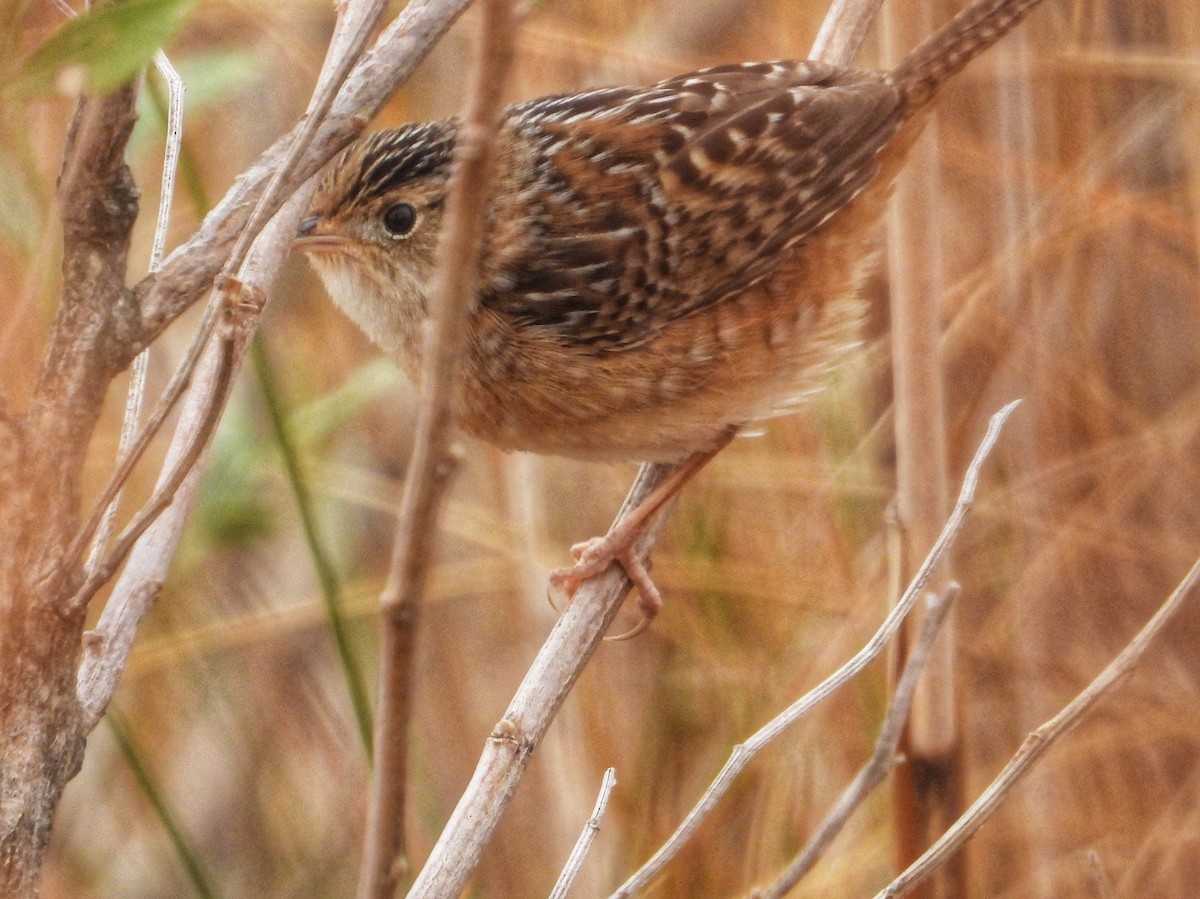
left=8, top=0, right=196, bottom=97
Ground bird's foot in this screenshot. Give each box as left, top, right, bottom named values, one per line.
left=548, top=533, right=662, bottom=640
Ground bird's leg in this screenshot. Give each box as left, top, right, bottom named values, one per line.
left=549, top=429, right=736, bottom=628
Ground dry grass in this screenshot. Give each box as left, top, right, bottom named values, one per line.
left=3, top=0, right=1198, bottom=896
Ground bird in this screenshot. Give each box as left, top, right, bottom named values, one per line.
left=296, top=0, right=1047, bottom=629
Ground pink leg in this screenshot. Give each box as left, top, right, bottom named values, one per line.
left=548, top=431, right=734, bottom=631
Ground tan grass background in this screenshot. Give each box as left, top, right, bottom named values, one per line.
left=4, top=0, right=1199, bottom=896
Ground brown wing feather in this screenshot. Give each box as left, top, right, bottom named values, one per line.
left=482, top=60, right=904, bottom=350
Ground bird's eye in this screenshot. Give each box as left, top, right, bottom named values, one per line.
left=382, top=202, right=417, bottom=237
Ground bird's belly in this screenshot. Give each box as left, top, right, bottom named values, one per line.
left=457, top=231, right=876, bottom=462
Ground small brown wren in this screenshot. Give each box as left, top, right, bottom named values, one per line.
left=297, top=0, right=1046, bottom=623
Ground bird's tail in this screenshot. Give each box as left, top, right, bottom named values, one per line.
left=889, top=0, right=1047, bottom=112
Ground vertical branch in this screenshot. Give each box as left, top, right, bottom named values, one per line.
left=358, top=1, right=521, bottom=896
left=1, top=81, right=142, bottom=899
left=85, top=50, right=187, bottom=578
left=881, top=1, right=959, bottom=891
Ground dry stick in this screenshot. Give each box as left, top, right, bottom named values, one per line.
left=753, top=584, right=960, bottom=899
left=551, top=768, right=619, bottom=899
left=356, top=2, right=521, bottom=897
left=875, top=553, right=1200, bottom=899
left=404, top=461, right=679, bottom=898
left=85, top=49, right=186, bottom=579
left=610, top=401, right=1018, bottom=898
left=883, top=0, right=957, bottom=886
left=68, top=330, right=234, bottom=614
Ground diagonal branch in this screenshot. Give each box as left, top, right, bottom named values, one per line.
left=753, top=584, right=960, bottom=898
left=876, top=555, right=1200, bottom=898
left=611, top=402, right=1018, bottom=898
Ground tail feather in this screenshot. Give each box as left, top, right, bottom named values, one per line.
left=889, top=0, right=1047, bottom=112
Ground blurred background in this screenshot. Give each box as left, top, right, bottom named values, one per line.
left=4, top=0, right=1200, bottom=896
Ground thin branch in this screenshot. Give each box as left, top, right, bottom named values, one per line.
left=147, top=52, right=186, bottom=273
left=753, top=585, right=960, bottom=898
left=810, top=0, right=885, bottom=66
left=358, top=1, right=521, bottom=894
left=404, top=461, right=679, bottom=898
left=610, top=401, right=1019, bottom=898
left=85, top=50, right=187, bottom=578
left=550, top=768, right=618, bottom=899
left=876, top=554, right=1200, bottom=898
left=67, top=309, right=236, bottom=614
left=222, top=0, right=387, bottom=285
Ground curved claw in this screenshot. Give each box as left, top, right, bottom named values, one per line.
left=603, top=615, right=653, bottom=642
left=547, top=537, right=664, bottom=640
left=544, top=583, right=564, bottom=614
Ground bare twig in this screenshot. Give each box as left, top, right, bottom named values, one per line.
left=810, top=0, right=885, bottom=66
left=357, top=2, right=521, bottom=896
left=68, top=323, right=235, bottom=614
left=610, top=402, right=1018, bottom=898
left=404, top=461, right=679, bottom=898
left=551, top=768, right=618, bottom=899
left=753, top=585, right=960, bottom=898
left=876, top=555, right=1200, bottom=898
left=85, top=48, right=185, bottom=579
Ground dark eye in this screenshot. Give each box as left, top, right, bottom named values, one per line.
left=382, top=202, right=417, bottom=237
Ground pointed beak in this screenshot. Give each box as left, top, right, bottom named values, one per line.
left=293, top=216, right=344, bottom=254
